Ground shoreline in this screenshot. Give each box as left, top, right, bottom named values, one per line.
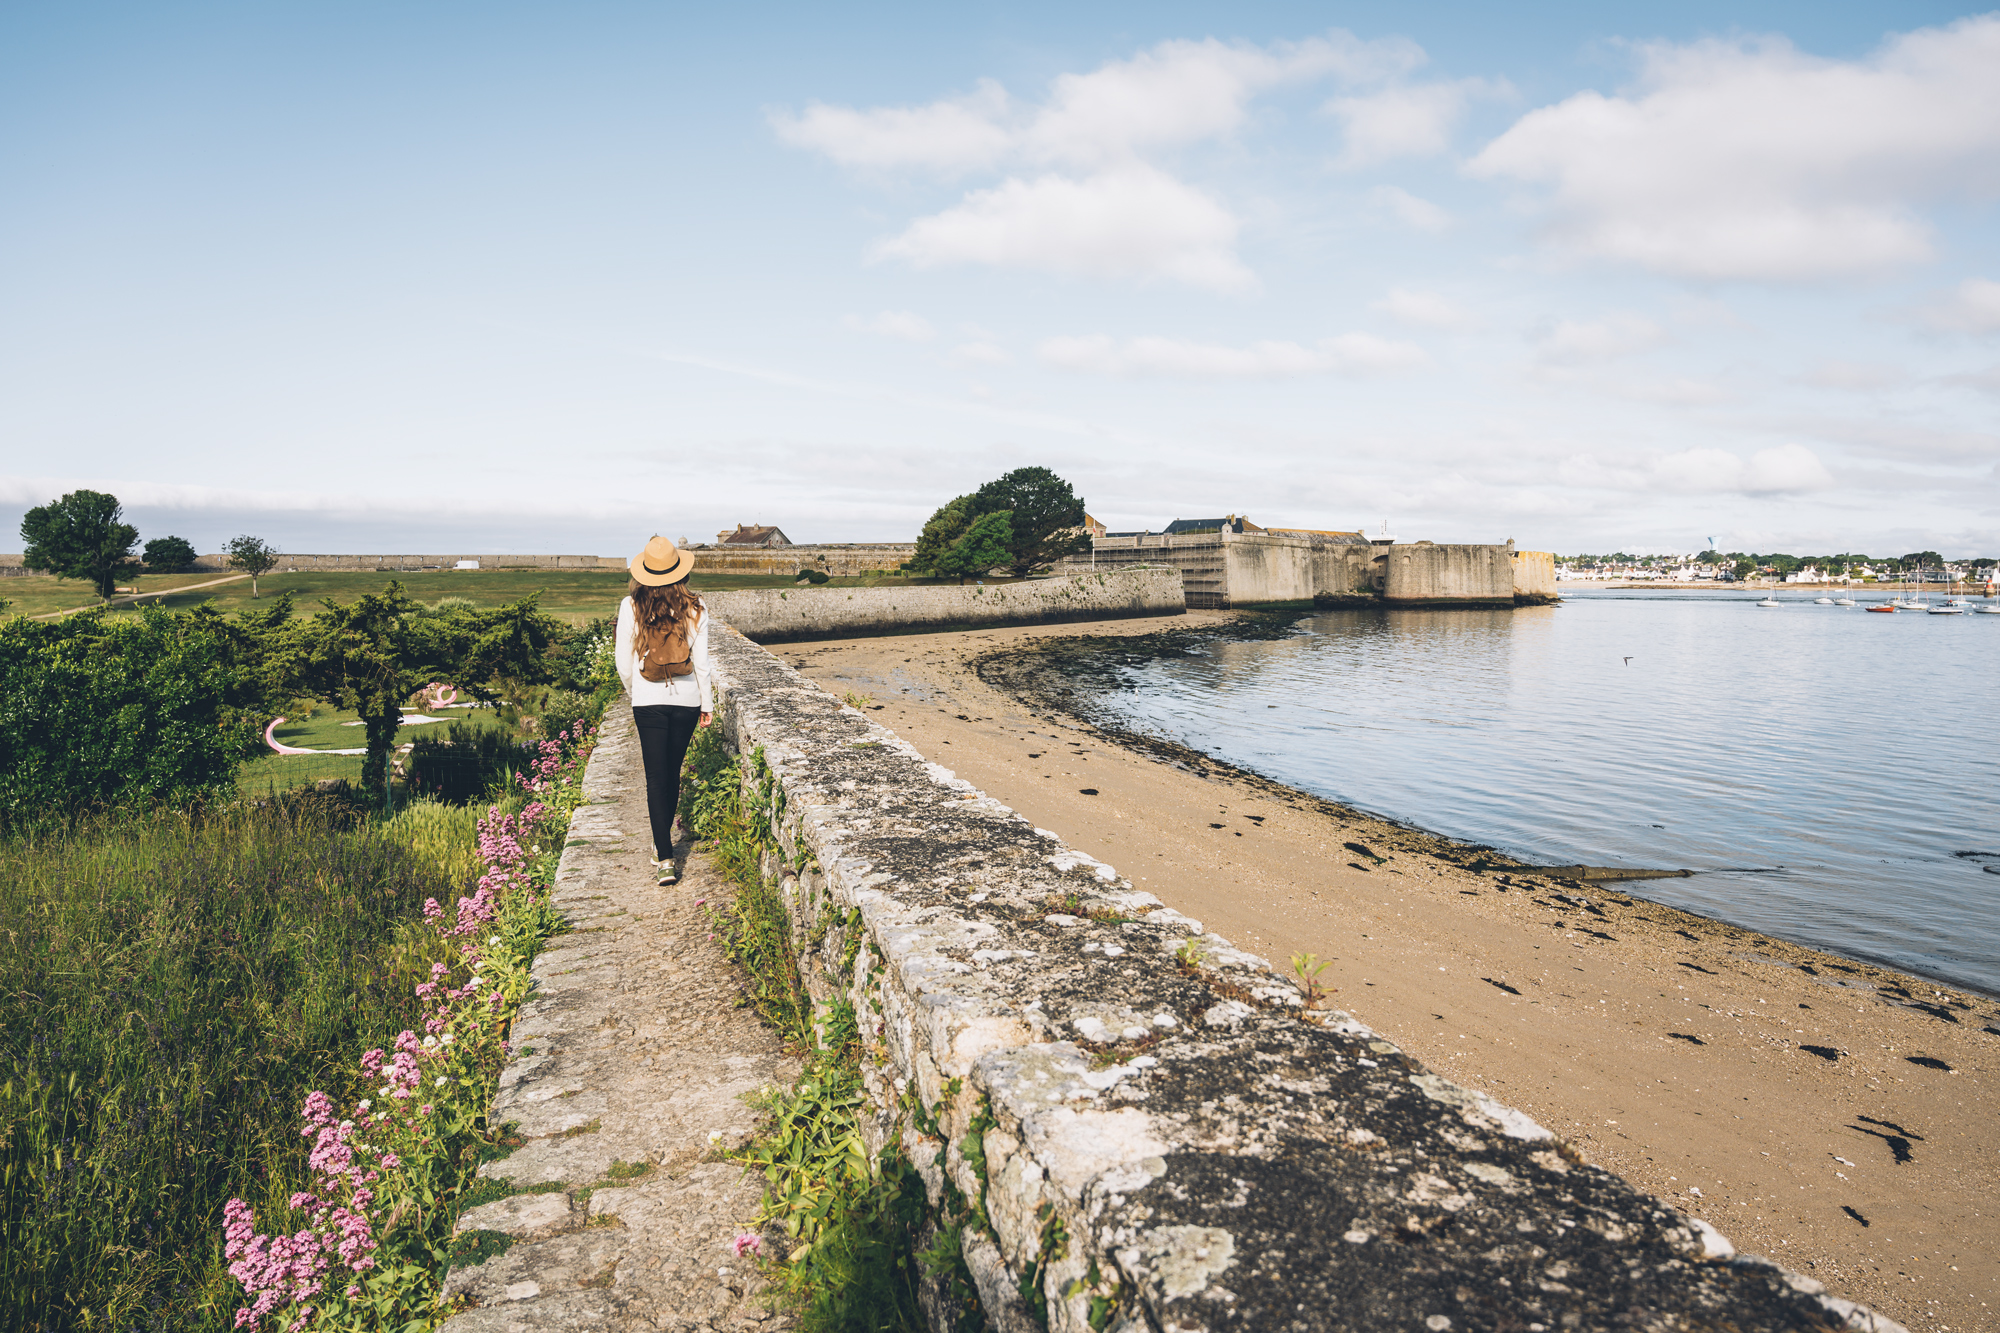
left=973, top=623, right=1997, bottom=1004
left=772, top=609, right=1997, bottom=1333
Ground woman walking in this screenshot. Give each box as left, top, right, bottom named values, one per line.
left=615, top=535, right=711, bottom=886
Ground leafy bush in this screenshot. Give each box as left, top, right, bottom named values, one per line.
left=143, top=535, right=198, bottom=573
left=0, top=607, right=257, bottom=829
left=428, top=595, right=479, bottom=615
left=536, top=689, right=596, bottom=748
left=405, top=722, right=534, bottom=805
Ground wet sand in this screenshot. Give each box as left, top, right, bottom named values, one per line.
left=774, top=611, right=1997, bottom=1333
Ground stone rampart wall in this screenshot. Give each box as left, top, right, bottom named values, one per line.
left=704, top=566, right=1182, bottom=642
left=704, top=626, right=1900, bottom=1333
left=1512, top=550, right=1557, bottom=604
left=192, top=553, right=624, bottom=573
left=690, top=543, right=916, bottom=576
left=1385, top=543, right=1515, bottom=605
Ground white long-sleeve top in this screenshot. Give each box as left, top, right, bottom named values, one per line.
left=614, top=595, right=713, bottom=710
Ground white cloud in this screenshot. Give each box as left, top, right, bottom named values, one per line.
left=770, top=80, right=1014, bottom=173
left=1651, top=443, right=1834, bottom=494
left=1797, top=359, right=1908, bottom=391
left=1469, top=16, right=2000, bottom=279
left=1908, top=277, right=2000, bottom=335
left=874, top=167, right=1254, bottom=293
left=775, top=32, right=1446, bottom=289
left=1556, top=442, right=1835, bottom=494
left=1367, top=185, right=1452, bottom=232
left=1536, top=314, right=1667, bottom=363
left=1037, top=332, right=1427, bottom=378
left=775, top=34, right=1428, bottom=176
left=1374, top=287, right=1472, bottom=329
left=951, top=341, right=1012, bottom=365
left=845, top=310, right=937, bottom=342
left=1328, top=78, right=1507, bottom=166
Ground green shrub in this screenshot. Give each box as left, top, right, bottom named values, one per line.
left=143, top=535, right=198, bottom=573
left=0, top=803, right=477, bottom=1330
left=0, top=607, right=256, bottom=830
left=536, top=688, right=596, bottom=748
left=429, top=595, right=479, bottom=615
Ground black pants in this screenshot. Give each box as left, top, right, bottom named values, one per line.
left=633, top=705, right=702, bottom=860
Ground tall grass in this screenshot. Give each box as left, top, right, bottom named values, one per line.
left=0, top=801, right=479, bottom=1332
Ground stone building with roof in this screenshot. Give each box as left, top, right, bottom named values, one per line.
left=716, top=524, right=792, bottom=548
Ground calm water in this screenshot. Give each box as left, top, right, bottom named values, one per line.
left=1073, top=590, right=2000, bottom=996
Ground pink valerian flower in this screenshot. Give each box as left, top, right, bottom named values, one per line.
left=225, top=728, right=599, bottom=1329
left=733, top=1233, right=763, bottom=1258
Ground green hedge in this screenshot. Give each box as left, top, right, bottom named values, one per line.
left=0, top=608, right=254, bottom=827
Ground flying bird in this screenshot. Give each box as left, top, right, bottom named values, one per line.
left=1623, top=657, right=1633, bottom=665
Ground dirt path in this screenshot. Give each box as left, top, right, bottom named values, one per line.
left=29, top=571, right=252, bottom=619
left=778, top=611, right=1996, bottom=1333
left=440, top=704, right=797, bottom=1331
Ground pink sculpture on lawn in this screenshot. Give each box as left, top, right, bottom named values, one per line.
left=263, top=717, right=316, bottom=756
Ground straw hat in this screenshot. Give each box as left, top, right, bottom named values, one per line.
left=628, top=534, right=693, bottom=586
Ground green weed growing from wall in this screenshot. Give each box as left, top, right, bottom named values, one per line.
left=678, top=723, right=944, bottom=1333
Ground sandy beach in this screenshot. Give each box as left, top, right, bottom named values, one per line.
left=773, top=610, right=1997, bottom=1333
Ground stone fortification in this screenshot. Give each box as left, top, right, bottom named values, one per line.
left=1512, top=550, right=1557, bottom=604
left=164, top=553, right=626, bottom=574
left=702, top=566, right=1182, bottom=643
left=700, top=624, right=1900, bottom=1332
left=1072, top=532, right=1535, bottom=609
left=687, top=542, right=916, bottom=577
left=1383, top=543, right=1516, bottom=606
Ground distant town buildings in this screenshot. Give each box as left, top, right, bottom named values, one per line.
left=716, top=524, right=792, bottom=548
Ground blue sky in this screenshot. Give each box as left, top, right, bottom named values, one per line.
left=3, top=2, right=1996, bottom=557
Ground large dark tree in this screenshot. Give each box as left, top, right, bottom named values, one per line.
left=142, top=535, right=197, bottom=573
left=20, top=490, right=141, bottom=600
left=273, top=584, right=561, bottom=798
left=902, top=495, right=975, bottom=575
left=970, top=467, right=1090, bottom=576
left=934, top=510, right=1013, bottom=583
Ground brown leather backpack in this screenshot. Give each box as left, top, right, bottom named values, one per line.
left=635, top=608, right=697, bottom=682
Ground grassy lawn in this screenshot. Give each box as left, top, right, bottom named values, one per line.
left=237, top=703, right=515, bottom=797
left=0, top=571, right=244, bottom=617
left=4, top=568, right=1008, bottom=623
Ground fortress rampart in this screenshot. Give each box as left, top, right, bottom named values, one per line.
left=1065, top=533, right=1556, bottom=609
left=693, top=622, right=1899, bottom=1333
left=703, top=566, right=1183, bottom=642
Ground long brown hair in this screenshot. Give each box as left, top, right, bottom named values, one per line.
left=629, top=578, right=700, bottom=631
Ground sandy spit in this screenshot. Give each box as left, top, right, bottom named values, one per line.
left=772, top=610, right=1997, bottom=1333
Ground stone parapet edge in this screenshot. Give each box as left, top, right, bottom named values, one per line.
left=705, top=624, right=1904, bottom=1333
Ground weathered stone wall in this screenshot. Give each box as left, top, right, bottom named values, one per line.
left=1066, top=536, right=1228, bottom=607
left=1512, top=550, right=1557, bottom=604
left=689, top=543, right=916, bottom=576
left=188, top=553, right=624, bottom=573
left=704, top=626, right=1902, bottom=1333
left=1068, top=534, right=1534, bottom=608
left=1385, top=543, right=1516, bottom=605
left=703, top=566, right=1183, bottom=642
